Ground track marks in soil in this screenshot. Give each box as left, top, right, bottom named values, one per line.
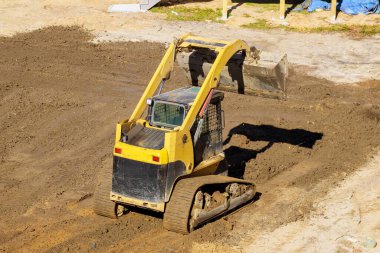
left=0, top=27, right=380, bottom=252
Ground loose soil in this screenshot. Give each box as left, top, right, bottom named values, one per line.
left=0, top=27, right=380, bottom=252
left=245, top=152, right=380, bottom=252
left=2, top=1, right=380, bottom=84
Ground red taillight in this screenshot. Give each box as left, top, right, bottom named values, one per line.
left=152, top=156, right=160, bottom=162
left=114, top=148, right=122, bottom=154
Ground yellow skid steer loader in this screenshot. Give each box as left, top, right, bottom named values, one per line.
left=94, top=34, right=288, bottom=234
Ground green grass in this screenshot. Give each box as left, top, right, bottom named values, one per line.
left=292, top=24, right=380, bottom=36
left=246, top=3, right=279, bottom=11
left=241, top=19, right=272, bottom=30
left=298, top=10, right=309, bottom=15
left=245, top=2, right=292, bottom=12
left=242, top=20, right=380, bottom=36
left=151, top=5, right=380, bottom=36
left=151, top=6, right=222, bottom=22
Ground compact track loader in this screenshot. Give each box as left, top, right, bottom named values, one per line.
left=94, top=34, right=288, bottom=234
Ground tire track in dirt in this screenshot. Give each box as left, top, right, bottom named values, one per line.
left=1, top=27, right=380, bottom=252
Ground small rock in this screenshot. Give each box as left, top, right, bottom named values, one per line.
left=225, top=222, right=234, bottom=231
left=91, top=242, right=97, bottom=249
left=362, top=237, right=377, bottom=248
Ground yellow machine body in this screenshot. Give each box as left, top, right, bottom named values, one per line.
left=94, top=34, right=287, bottom=233
left=110, top=34, right=251, bottom=212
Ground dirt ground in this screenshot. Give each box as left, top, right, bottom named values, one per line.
left=0, top=26, right=380, bottom=252
left=1, top=0, right=379, bottom=86
left=245, top=152, right=380, bottom=252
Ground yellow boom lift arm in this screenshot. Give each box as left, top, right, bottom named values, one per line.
left=123, top=35, right=251, bottom=174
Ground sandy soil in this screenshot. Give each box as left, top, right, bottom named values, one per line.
left=245, top=152, right=380, bottom=253
left=0, top=26, right=379, bottom=252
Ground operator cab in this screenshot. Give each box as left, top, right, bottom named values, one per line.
left=122, top=86, right=224, bottom=165
left=147, top=87, right=199, bottom=129
left=149, top=86, right=224, bottom=165
left=147, top=86, right=223, bottom=130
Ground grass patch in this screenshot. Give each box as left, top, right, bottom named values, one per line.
left=245, top=2, right=292, bottom=12
left=242, top=20, right=380, bottom=36
left=351, top=24, right=380, bottom=36
left=298, top=10, right=309, bottom=14
left=241, top=19, right=272, bottom=30
left=151, top=6, right=222, bottom=22
left=293, top=24, right=380, bottom=36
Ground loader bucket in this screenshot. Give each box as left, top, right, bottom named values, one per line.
left=176, top=49, right=288, bottom=99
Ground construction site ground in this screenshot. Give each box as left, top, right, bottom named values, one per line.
left=0, top=1, right=380, bottom=252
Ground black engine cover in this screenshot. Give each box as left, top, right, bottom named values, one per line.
left=112, top=156, right=167, bottom=203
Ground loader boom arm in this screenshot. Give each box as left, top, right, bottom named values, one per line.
left=129, top=42, right=177, bottom=122
left=179, top=37, right=250, bottom=132
left=129, top=34, right=251, bottom=134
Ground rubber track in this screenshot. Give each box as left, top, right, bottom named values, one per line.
left=93, top=166, right=117, bottom=219
left=163, top=175, right=255, bottom=234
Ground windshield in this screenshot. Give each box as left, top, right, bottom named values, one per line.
left=152, top=101, right=185, bottom=128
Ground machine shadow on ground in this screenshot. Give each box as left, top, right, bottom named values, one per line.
left=127, top=206, right=164, bottom=219
left=223, top=123, right=323, bottom=178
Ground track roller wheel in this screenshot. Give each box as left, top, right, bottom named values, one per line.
left=163, top=176, right=256, bottom=234
left=93, top=166, right=119, bottom=219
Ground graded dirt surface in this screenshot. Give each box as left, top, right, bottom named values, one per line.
left=0, top=27, right=380, bottom=252
left=1, top=0, right=380, bottom=85
left=246, top=152, right=380, bottom=252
